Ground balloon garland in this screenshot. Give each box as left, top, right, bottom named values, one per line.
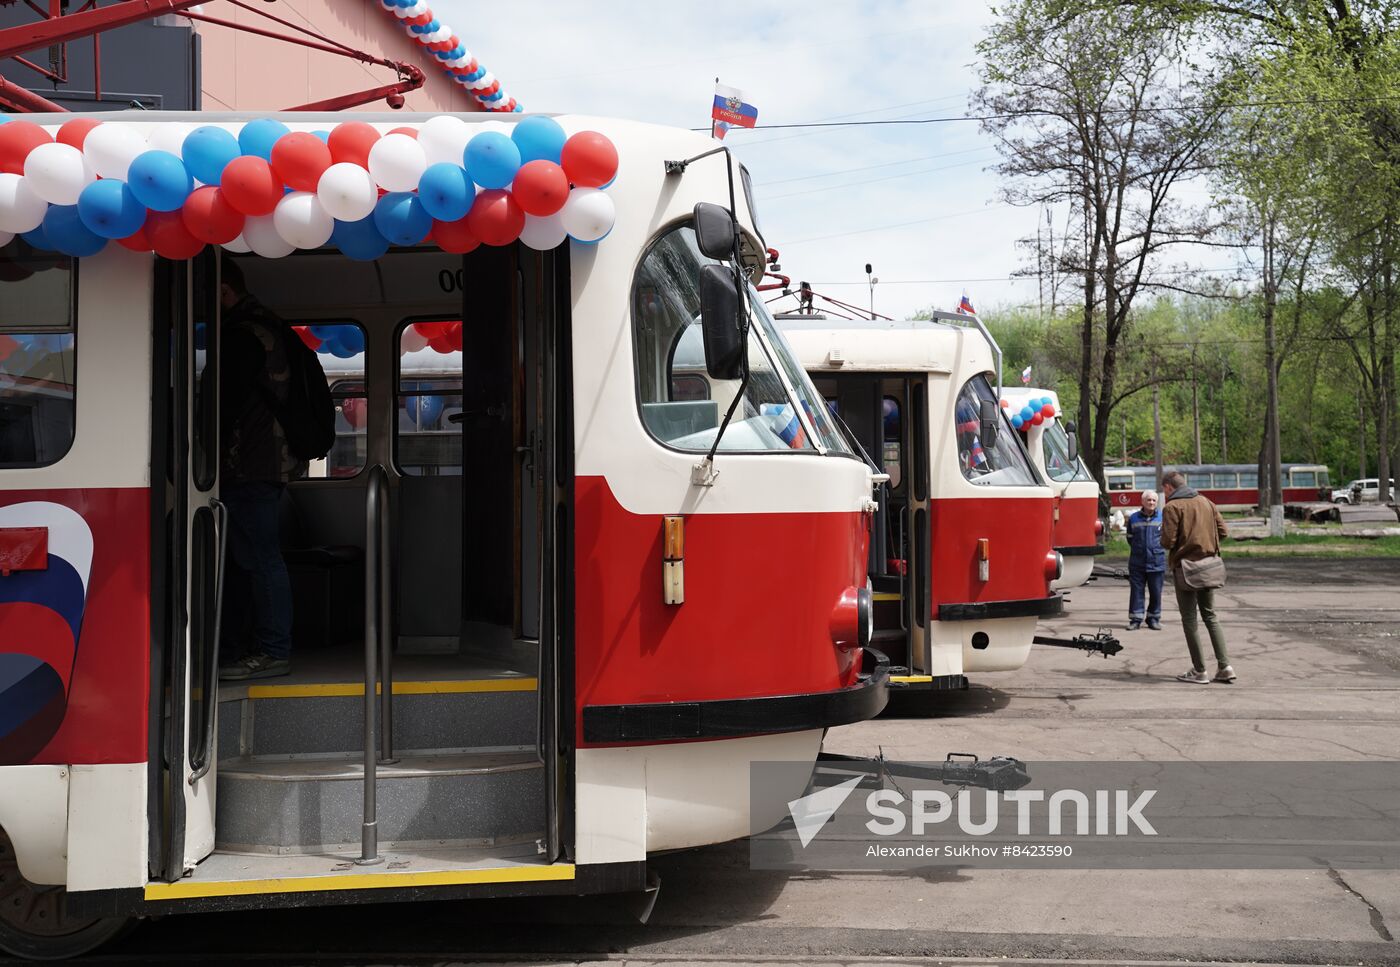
left=0, top=116, right=618, bottom=260
left=1002, top=396, right=1057, bottom=431
left=376, top=0, right=519, bottom=114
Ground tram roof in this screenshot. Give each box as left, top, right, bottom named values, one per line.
left=775, top=314, right=996, bottom=375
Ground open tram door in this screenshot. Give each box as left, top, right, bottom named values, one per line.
left=150, top=250, right=225, bottom=882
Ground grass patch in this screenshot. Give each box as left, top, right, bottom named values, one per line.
left=1103, top=531, right=1400, bottom=558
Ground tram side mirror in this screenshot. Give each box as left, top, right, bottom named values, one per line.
left=694, top=202, right=737, bottom=261
left=699, top=263, right=745, bottom=380
left=979, top=398, right=1000, bottom=450
left=1065, top=420, right=1080, bottom=463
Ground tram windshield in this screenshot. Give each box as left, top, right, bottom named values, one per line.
left=632, top=223, right=852, bottom=455
left=954, top=375, right=1038, bottom=487
left=1041, top=417, right=1090, bottom=484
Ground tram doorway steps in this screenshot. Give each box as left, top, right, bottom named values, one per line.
left=214, top=750, right=545, bottom=855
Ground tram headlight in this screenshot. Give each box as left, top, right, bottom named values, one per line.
left=830, top=586, right=873, bottom=652
left=1044, top=550, right=1064, bottom=583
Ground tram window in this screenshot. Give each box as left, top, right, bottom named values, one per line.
left=670, top=374, right=710, bottom=402
left=1106, top=474, right=1135, bottom=492
left=882, top=396, right=902, bottom=489
left=1238, top=470, right=1258, bottom=488
left=632, top=223, right=851, bottom=454
left=1317, top=469, right=1330, bottom=487
left=1212, top=473, right=1238, bottom=488
left=0, top=239, right=75, bottom=469
left=1291, top=470, right=1317, bottom=488
left=296, top=322, right=367, bottom=478
left=1040, top=419, right=1085, bottom=484
left=1134, top=472, right=1156, bottom=492
left=953, top=375, right=1037, bottom=486
left=396, top=320, right=463, bottom=476
left=1187, top=472, right=1213, bottom=489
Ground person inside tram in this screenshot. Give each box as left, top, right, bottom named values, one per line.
left=217, top=258, right=305, bottom=682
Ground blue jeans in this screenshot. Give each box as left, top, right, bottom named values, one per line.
left=223, top=481, right=292, bottom=661
left=1129, top=567, right=1164, bottom=623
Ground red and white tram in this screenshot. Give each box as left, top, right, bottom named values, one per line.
left=1000, top=388, right=1103, bottom=590
left=777, top=315, right=1063, bottom=693
left=1103, top=463, right=1332, bottom=512
left=0, top=112, right=887, bottom=957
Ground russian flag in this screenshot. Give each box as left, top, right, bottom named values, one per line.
left=712, top=83, right=758, bottom=129
left=0, top=502, right=92, bottom=763
left=956, top=290, right=975, bottom=315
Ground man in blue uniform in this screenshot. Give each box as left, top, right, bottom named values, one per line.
left=1126, top=489, right=1165, bottom=630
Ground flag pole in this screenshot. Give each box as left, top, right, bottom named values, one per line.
left=711, top=76, right=718, bottom=139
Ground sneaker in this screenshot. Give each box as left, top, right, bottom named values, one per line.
left=219, top=652, right=291, bottom=682
left=1146, top=619, right=1162, bottom=631
left=1213, top=665, right=1237, bottom=684
left=1127, top=621, right=1142, bottom=631
left=1175, top=668, right=1210, bottom=684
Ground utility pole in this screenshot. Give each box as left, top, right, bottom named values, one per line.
left=1359, top=394, right=1367, bottom=479
left=1153, top=373, right=1164, bottom=492
left=1220, top=356, right=1228, bottom=462
left=1122, top=415, right=1128, bottom=465
left=1192, top=348, right=1202, bottom=464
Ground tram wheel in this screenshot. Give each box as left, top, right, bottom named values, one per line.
left=0, top=829, right=135, bottom=961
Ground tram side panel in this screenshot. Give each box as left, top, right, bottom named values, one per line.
left=0, top=249, right=153, bottom=892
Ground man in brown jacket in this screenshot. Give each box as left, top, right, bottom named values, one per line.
left=1160, top=470, right=1236, bottom=684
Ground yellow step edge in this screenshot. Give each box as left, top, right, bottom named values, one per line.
left=245, top=678, right=538, bottom=699
left=145, top=862, right=575, bottom=900
left=870, top=592, right=902, bottom=602
left=890, top=674, right=933, bottom=684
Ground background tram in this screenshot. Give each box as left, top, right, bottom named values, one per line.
left=1103, top=463, right=1332, bottom=512
left=776, top=315, right=1063, bottom=692
left=1001, top=387, right=1103, bottom=591
left=0, top=113, right=887, bottom=959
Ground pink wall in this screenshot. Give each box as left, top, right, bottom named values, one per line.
left=196, top=1, right=482, bottom=114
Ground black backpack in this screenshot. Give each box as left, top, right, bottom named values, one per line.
left=270, top=325, right=337, bottom=462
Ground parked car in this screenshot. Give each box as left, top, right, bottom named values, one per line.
left=1333, top=478, right=1396, bottom=503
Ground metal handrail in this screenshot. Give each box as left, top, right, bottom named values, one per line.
left=188, top=497, right=228, bottom=786
left=378, top=468, right=395, bottom=765
left=357, top=465, right=387, bottom=866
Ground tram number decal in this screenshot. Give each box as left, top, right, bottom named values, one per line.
left=439, top=269, right=467, bottom=294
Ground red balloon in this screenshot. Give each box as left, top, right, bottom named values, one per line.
left=560, top=131, right=618, bottom=189
left=412, top=322, right=442, bottom=339
left=428, top=334, right=454, bottom=354
left=221, top=155, right=284, bottom=216
left=181, top=186, right=245, bottom=244
left=0, top=120, right=53, bottom=175
left=270, top=132, right=332, bottom=193
left=328, top=121, right=380, bottom=168
left=1041, top=403, right=1056, bottom=418
left=465, top=190, right=523, bottom=247
left=56, top=118, right=103, bottom=151
left=146, top=210, right=206, bottom=260
left=406, top=12, right=433, bottom=25
left=0, top=333, right=18, bottom=362
left=293, top=326, right=321, bottom=350
left=117, top=223, right=153, bottom=253
left=511, top=160, right=569, bottom=217
left=1000, top=398, right=1010, bottom=408
left=389, top=126, right=419, bottom=140
left=1030, top=412, right=1045, bottom=426
left=430, top=217, right=480, bottom=254
left=340, top=397, right=366, bottom=429
left=446, top=320, right=463, bottom=351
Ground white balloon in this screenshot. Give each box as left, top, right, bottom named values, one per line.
left=145, top=122, right=193, bottom=158
left=23, top=142, right=95, bottom=206
left=0, top=173, right=49, bottom=234
left=83, top=123, right=147, bottom=181
left=367, top=133, right=427, bottom=192
left=560, top=188, right=616, bottom=242
left=273, top=191, right=334, bottom=250
left=221, top=233, right=252, bottom=254
left=317, top=163, right=378, bottom=222
left=242, top=213, right=295, bottom=259
left=519, top=212, right=568, bottom=251
left=400, top=326, right=430, bottom=353
left=0, top=230, right=13, bottom=248
left=419, top=115, right=471, bottom=167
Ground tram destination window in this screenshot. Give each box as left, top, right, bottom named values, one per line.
left=397, top=320, right=464, bottom=476
left=631, top=223, right=852, bottom=454
left=0, top=239, right=75, bottom=469
left=954, top=375, right=1037, bottom=486
left=295, top=322, right=367, bottom=478
left=1040, top=418, right=1088, bottom=484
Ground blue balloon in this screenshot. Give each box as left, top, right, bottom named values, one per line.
left=77, top=179, right=146, bottom=240
left=21, top=224, right=52, bottom=251
left=0, top=116, right=9, bottom=126
left=309, top=324, right=340, bottom=342
left=417, top=163, right=474, bottom=221
left=1011, top=415, right=1024, bottom=429
left=128, top=150, right=192, bottom=212
left=331, top=216, right=390, bottom=262
left=464, top=131, right=521, bottom=189
left=408, top=394, right=445, bottom=428
left=511, top=116, right=567, bottom=165
left=182, top=126, right=240, bottom=186
left=335, top=326, right=366, bottom=355
left=238, top=118, right=290, bottom=161
left=1020, top=406, right=1035, bottom=422
left=327, top=338, right=357, bottom=360
left=43, top=205, right=106, bottom=258
left=312, top=130, right=330, bottom=144
left=373, top=192, right=432, bottom=246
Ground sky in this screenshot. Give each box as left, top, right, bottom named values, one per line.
left=435, top=0, right=1054, bottom=320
